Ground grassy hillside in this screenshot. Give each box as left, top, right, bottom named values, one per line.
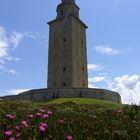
left=47, top=98, right=122, bottom=108
left=0, top=98, right=140, bottom=140
left=47, top=98, right=121, bottom=104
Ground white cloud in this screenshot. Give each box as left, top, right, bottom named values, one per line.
left=94, top=45, right=120, bottom=56
left=9, top=32, right=24, bottom=49
left=0, top=27, right=24, bottom=59
left=24, top=31, right=39, bottom=39
left=4, top=56, right=21, bottom=62
left=24, top=31, right=48, bottom=47
left=115, top=75, right=139, bottom=90
left=8, top=69, right=17, bottom=75
left=0, top=26, right=46, bottom=71
left=114, top=75, right=140, bottom=105
left=0, top=65, right=17, bottom=75
left=0, top=26, right=9, bottom=58
left=89, top=76, right=106, bottom=83
left=0, top=26, right=24, bottom=68
left=0, top=59, right=5, bottom=64
left=88, top=83, right=98, bottom=88
left=88, top=74, right=140, bottom=105
left=0, top=65, right=4, bottom=70
left=6, top=89, right=29, bottom=95
left=88, top=64, right=103, bottom=71
left=0, top=26, right=39, bottom=74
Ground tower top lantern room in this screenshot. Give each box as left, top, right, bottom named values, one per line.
left=62, top=0, right=75, bottom=3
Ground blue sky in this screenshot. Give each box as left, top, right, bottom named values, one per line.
left=0, top=0, right=140, bottom=104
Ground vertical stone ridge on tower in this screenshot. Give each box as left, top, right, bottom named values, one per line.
left=47, top=0, right=88, bottom=89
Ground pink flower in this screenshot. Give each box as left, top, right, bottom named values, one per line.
left=58, top=119, right=65, bottom=125
left=39, top=126, right=46, bottom=133
left=15, top=126, right=20, bottom=131
left=16, top=132, right=21, bottom=138
left=4, top=131, right=12, bottom=136
left=28, top=114, right=33, bottom=118
left=43, top=114, right=49, bottom=119
left=21, top=120, right=29, bottom=128
left=89, top=113, right=97, bottom=119
left=40, top=122, right=47, bottom=127
left=93, top=115, right=97, bottom=119
left=9, top=137, right=15, bottom=140
left=39, top=108, right=46, bottom=113
left=117, top=109, right=123, bottom=113
left=47, top=111, right=53, bottom=116
left=36, top=112, right=42, bottom=117
left=114, top=128, right=120, bottom=135
left=66, top=135, right=73, bottom=140
left=6, top=114, right=14, bottom=120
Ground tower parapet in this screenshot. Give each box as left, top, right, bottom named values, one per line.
left=57, top=0, right=79, bottom=18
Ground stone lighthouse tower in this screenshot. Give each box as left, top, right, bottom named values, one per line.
left=3, top=0, right=121, bottom=103
left=47, top=0, right=88, bottom=88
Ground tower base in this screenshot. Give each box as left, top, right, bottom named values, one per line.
left=2, top=88, right=121, bottom=103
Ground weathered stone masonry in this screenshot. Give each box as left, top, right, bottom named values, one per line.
left=47, top=0, right=88, bottom=88
left=3, top=88, right=121, bottom=103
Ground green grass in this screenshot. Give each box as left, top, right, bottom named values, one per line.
left=1, top=99, right=139, bottom=140
left=48, top=98, right=122, bottom=105
left=0, top=98, right=123, bottom=114
left=35, top=98, right=123, bottom=111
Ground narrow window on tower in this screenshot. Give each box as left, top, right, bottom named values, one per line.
left=63, top=38, right=66, bottom=42
left=63, top=83, right=66, bottom=87
left=63, top=68, right=66, bottom=72
left=83, top=83, right=85, bottom=87
left=61, top=11, right=63, bottom=15
left=81, top=40, right=83, bottom=45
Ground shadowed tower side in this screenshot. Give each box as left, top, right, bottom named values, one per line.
left=47, top=0, right=88, bottom=88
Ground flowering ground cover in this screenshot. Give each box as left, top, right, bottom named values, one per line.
left=0, top=99, right=140, bottom=140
